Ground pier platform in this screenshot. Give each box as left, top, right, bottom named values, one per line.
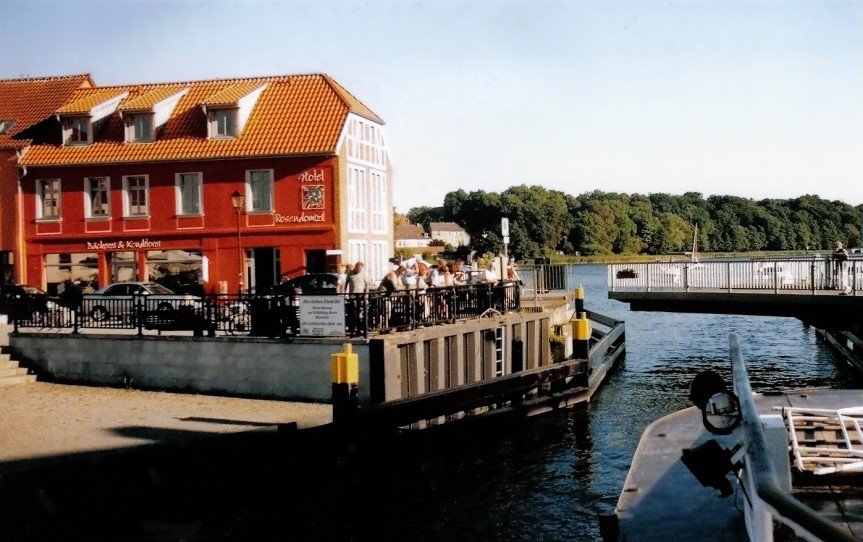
left=0, top=382, right=331, bottom=473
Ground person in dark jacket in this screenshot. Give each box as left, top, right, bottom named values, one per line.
left=832, top=241, right=850, bottom=293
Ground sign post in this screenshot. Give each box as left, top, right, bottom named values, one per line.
left=501, top=217, right=509, bottom=259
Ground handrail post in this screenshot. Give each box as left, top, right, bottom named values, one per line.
left=646, top=264, right=651, bottom=292
left=72, top=305, right=79, bottom=334
left=811, top=260, right=816, bottom=294
left=683, top=264, right=689, bottom=292
left=363, top=294, right=369, bottom=340
left=136, top=294, right=144, bottom=337
left=773, top=263, right=779, bottom=293
left=727, top=261, right=732, bottom=292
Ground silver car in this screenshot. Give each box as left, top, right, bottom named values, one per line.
left=83, top=281, right=199, bottom=322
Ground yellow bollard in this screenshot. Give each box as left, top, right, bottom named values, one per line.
left=572, top=312, right=591, bottom=359
left=331, top=343, right=359, bottom=424
left=574, top=285, right=585, bottom=317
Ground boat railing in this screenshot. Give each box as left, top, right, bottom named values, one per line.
left=609, top=256, right=862, bottom=295
left=729, top=333, right=857, bottom=542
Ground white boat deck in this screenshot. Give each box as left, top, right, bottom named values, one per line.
left=615, top=389, right=863, bottom=541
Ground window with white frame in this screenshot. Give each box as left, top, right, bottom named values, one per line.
left=371, top=171, right=386, bottom=233
left=348, top=241, right=367, bottom=271
left=346, top=118, right=387, bottom=168
left=128, top=114, right=153, bottom=143
left=123, top=175, right=149, bottom=217
left=371, top=241, right=388, bottom=283
left=210, top=109, right=237, bottom=138
left=66, top=117, right=90, bottom=145
left=246, top=169, right=273, bottom=212
left=36, top=179, right=61, bottom=220
left=348, top=167, right=367, bottom=232
left=84, top=177, right=110, bottom=218
left=175, top=172, right=202, bottom=215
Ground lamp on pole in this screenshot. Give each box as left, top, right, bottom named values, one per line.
left=230, top=190, right=245, bottom=293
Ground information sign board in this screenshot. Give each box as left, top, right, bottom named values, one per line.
left=299, top=295, right=346, bottom=336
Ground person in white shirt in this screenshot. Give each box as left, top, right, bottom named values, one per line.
left=336, top=264, right=351, bottom=294
left=481, top=261, right=498, bottom=284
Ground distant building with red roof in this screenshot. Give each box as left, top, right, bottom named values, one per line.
left=8, top=72, right=392, bottom=294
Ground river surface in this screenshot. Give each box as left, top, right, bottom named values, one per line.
left=299, top=263, right=858, bottom=542
left=29, top=264, right=860, bottom=541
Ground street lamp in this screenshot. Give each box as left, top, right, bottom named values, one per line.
left=230, top=190, right=245, bottom=293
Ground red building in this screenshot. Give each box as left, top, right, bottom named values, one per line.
left=0, top=74, right=94, bottom=284
left=17, top=74, right=392, bottom=294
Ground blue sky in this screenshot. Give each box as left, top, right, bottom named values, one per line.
left=2, top=0, right=861, bottom=210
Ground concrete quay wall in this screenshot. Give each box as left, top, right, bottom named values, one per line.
left=9, top=334, right=369, bottom=403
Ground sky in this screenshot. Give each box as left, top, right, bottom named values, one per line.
left=1, top=0, right=861, bottom=211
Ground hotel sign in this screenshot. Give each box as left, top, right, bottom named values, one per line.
left=86, top=238, right=162, bottom=251
left=274, top=213, right=325, bottom=224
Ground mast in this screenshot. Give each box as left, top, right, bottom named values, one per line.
left=691, top=224, right=698, bottom=263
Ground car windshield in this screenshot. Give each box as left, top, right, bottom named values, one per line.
left=21, top=286, right=45, bottom=295
left=143, top=283, right=175, bottom=295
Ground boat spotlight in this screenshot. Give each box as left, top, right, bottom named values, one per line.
left=689, top=370, right=742, bottom=435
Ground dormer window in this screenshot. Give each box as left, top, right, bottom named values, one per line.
left=210, top=109, right=237, bottom=138
left=66, top=117, right=90, bottom=145
left=57, top=89, right=128, bottom=147
left=200, top=82, right=266, bottom=139
left=127, top=113, right=153, bottom=143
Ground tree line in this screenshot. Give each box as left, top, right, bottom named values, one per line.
left=405, top=187, right=863, bottom=259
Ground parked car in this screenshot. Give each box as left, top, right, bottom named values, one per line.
left=0, top=284, right=51, bottom=316
left=82, top=281, right=200, bottom=321
left=271, top=273, right=339, bottom=296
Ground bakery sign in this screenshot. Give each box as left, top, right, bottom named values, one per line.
left=86, top=238, right=162, bottom=250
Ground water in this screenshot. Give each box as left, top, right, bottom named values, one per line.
left=299, top=264, right=857, bottom=541
left=18, top=265, right=860, bottom=541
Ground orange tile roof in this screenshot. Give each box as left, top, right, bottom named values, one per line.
left=0, top=74, right=93, bottom=149
left=323, top=75, right=384, bottom=125
left=200, top=82, right=265, bottom=107
left=22, top=73, right=385, bottom=166
left=119, top=85, right=188, bottom=112
left=56, top=88, right=128, bottom=115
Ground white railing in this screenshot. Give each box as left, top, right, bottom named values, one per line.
left=609, top=258, right=862, bottom=295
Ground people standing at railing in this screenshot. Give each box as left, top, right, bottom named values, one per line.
left=379, top=265, right=405, bottom=294
left=378, top=265, right=406, bottom=331
left=345, top=262, right=371, bottom=334
left=451, top=261, right=467, bottom=286
left=506, top=257, right=520, bottom=283
left=479, top=261, right=498, bottom=284
left=832, top=241, right=850, bottom=294
left=336, top=264, right=352, bottom=294
left=346, top=262, right=370, bottom=294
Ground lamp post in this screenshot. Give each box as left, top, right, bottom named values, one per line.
left=230, top=190, right=245, bottom=294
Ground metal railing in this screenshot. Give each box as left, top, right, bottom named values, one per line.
left=729, top=333, right=857, bottom=542
left=609, top=257, right=861, bottom=295
left=11, top=282, right=521, bottom=338
left=520, top=264, right=570, bottom=293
